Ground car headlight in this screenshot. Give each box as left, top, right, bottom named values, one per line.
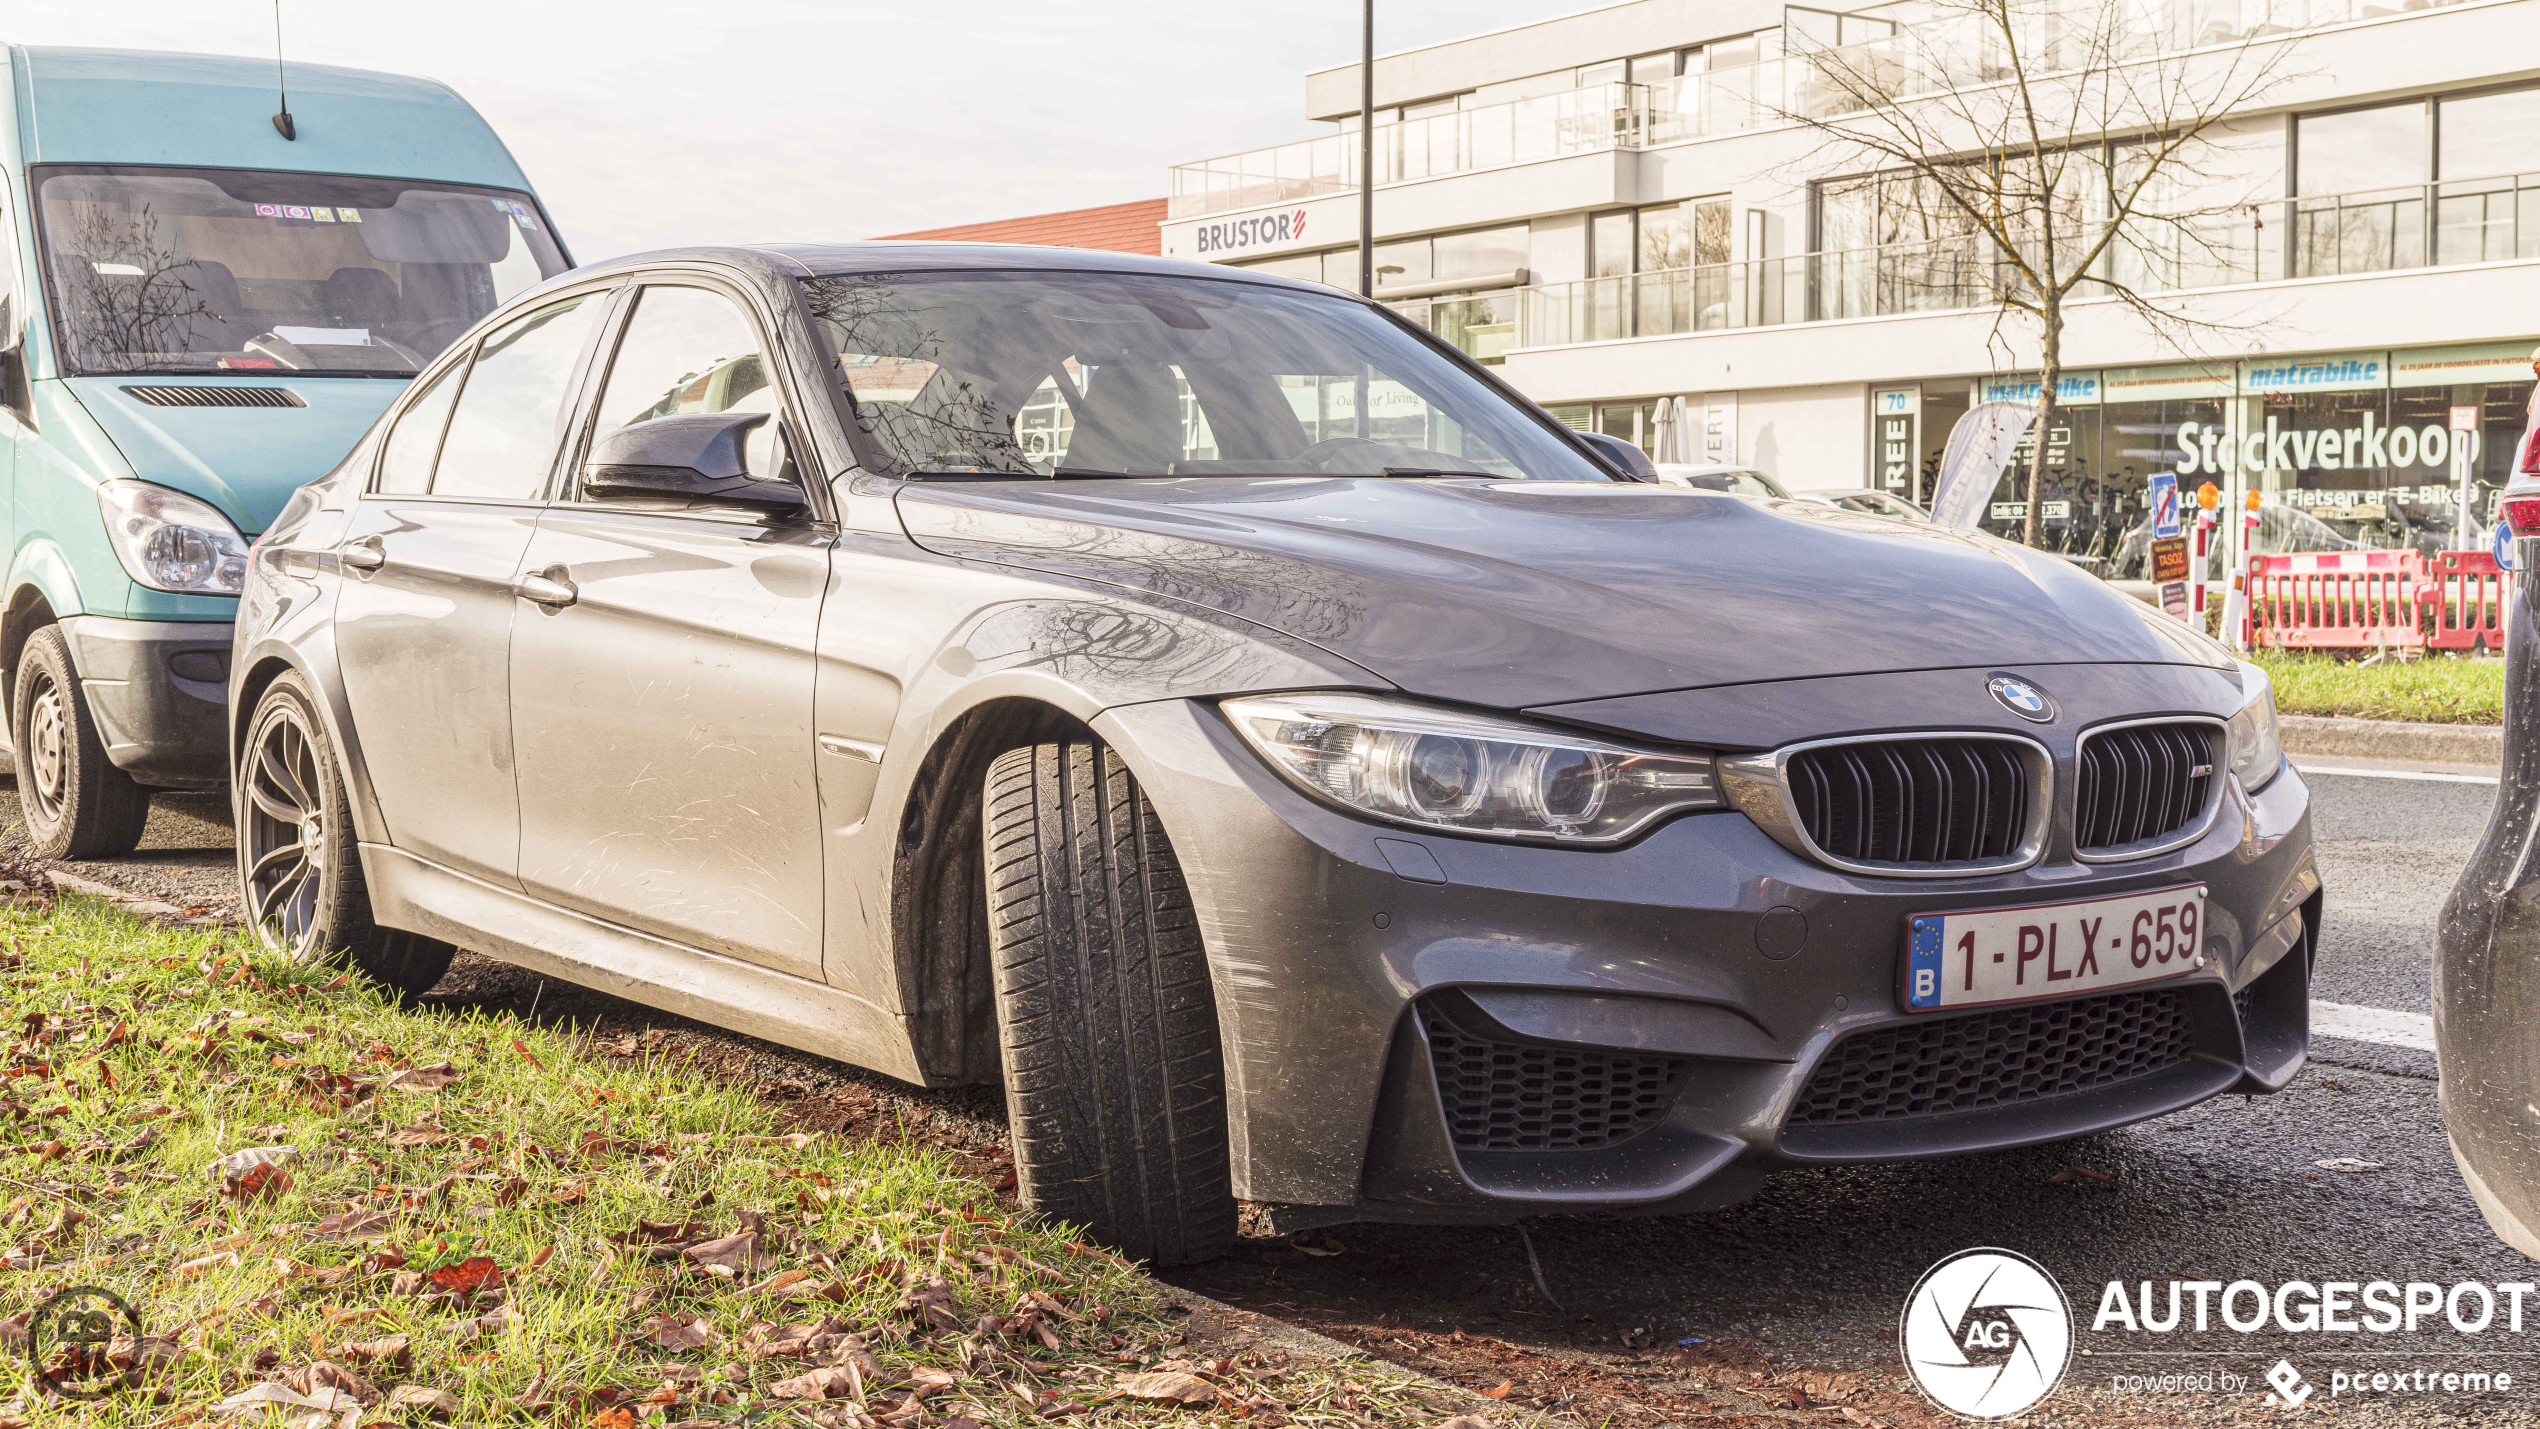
left=97, top=480, right=251, bottom=595
left=1221, top=692, right=1720, bottom=845
left=2224, top=661, right=2283, bottom=793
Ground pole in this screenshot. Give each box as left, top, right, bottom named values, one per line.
left=1359, top=0, right=1375, bottom=300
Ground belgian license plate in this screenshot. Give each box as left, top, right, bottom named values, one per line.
left=1904, top=884, right=2207, bottom=1012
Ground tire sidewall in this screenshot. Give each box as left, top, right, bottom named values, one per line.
left=14, top=628, right=102, bottom=859
left=239, top=674, right=353, bottom=964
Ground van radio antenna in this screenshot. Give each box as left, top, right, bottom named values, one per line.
left=270, top=0, right=297, bottom=140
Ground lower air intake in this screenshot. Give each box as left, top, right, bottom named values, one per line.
left=1787, top=988, right=2196, bottom=1127
left=1422, top=1000, right=1689, bottom=1152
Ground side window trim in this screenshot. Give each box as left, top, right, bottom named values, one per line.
left=567, top=276, right=810, bottom=511
left=365, top=280, right=625, bottom=504
left=366, top=345, right=477, bottom=497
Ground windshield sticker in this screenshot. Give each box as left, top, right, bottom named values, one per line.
left=273, top=326, right=371, bottom=348
left=216, top=357, right=281, bottom=370
left=253, top=204, right=280, bottom=218
left=336, top=208, right=361, bottom=223
left=310, top=207, right=336, bottom=223
left=492, top=198, right=540, bottom=232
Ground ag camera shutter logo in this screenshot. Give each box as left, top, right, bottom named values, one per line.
left=1901, top=1248, right=2073, bottom=1419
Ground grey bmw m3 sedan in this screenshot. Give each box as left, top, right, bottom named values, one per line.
left=231, top=244, right=2321, bottom=1265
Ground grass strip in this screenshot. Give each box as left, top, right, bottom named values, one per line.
left=0, top=895, right=1473, bottom=1428
left=2246, top=649, right=2506, bottom=725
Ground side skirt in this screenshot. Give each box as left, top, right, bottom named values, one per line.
left=360, top=842, right=929, bottom=1086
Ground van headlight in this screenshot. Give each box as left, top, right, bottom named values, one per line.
left=97, top=481, right=251, bottom=595
left=1222, top=692, right=1720, bottom=844
left=2225, top=662, right=2284, bottom=793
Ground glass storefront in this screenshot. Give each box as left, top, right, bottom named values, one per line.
left=1921, top=343, right=2535, bottom=574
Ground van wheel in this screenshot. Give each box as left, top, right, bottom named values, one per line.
left=238, top=672, right=453, bottom=995
left=981, top=739, right=1236, bottom=1267
left=12, top=625, right=151, bottom=860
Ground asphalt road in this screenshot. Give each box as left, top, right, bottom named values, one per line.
left=5, top=758, right=2531, bottom=1425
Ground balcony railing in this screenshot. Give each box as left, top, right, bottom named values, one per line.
left=1168, top=0, right=2469, bottom=221
left=1506, top=173, right=2535, bottom=352
left=1170, top=84, right=1650, bottom=219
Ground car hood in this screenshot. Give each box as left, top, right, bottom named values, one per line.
left=894, top=476, right=2229, bottom=711
left=65, top=376, right=405, bottom=533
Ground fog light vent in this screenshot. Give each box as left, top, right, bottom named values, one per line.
left=1420, top=999, right=1688, bottom=1152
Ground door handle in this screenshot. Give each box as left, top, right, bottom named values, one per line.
left=340, top=536, right=386, bottom=574
left=518, top=568, right=578, bottom=609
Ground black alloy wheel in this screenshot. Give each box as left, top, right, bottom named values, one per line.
left=238, top=673, right=454, bottom=994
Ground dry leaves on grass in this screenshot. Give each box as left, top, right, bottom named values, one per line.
left=1115, top=1369, right=1219, bottom=1406
left=383, top=1061, right=464, bottom=1092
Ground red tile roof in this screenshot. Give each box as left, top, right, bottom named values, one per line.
left=879, top=198, right=1166, bottom=255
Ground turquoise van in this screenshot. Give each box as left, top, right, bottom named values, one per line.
left=0, top=47, right=569, bottom=857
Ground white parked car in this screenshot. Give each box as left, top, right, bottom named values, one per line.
left=1651, top=463, right=1789, bottom=498
left=1789, top=487, right=1931, bottom=520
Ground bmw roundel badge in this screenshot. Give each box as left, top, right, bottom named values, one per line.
left=1987, top=673, right=2055, bottom=722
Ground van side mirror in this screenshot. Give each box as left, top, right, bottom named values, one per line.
left=1577, top=429, right=1657, bottom=482
left=0, top=295, right=31, bottom=431
left=581, top=411, right=806, bottom=513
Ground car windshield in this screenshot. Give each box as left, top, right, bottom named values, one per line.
left=799, top=270, right=1606, bottom=480
left=36, top=165, right=571, bottom=377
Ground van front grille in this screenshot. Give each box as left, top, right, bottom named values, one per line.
left=119, top=385, right=304, bottom=409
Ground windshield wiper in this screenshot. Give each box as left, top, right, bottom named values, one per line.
left=1378, top=466, right=1491, bottom=478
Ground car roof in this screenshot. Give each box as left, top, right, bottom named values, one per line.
left=562, top=242, right=1343, bottom=295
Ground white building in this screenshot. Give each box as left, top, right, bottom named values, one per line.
left=1160, top=0, right=2540, bottom=567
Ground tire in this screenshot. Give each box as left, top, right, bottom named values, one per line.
left=238, top=672, right=454, bottom=996
left=12, top=624, right=151, bottom=860
left=982, top=739, right=1237, bottom=1266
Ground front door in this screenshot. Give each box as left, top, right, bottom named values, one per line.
left=334, top=290, right=607, bottom=886
left=508, top=283, right=828, bottom=979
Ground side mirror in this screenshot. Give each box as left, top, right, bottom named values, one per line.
left=581, top=411, right=806, bottom=512
left=0, top=295, right=31, bottom=431
left=1577, top=429, right=1657, bottom=482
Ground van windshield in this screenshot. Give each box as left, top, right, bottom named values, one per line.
left=35, top=166, right=571, bottom=378
left=800, top=269, right=1607, bottom=481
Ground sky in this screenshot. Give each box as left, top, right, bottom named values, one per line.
left=6, top=1, right=1572, bottom=261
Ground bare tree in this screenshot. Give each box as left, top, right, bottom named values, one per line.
left=1774, top=0, right=2306, bottom=546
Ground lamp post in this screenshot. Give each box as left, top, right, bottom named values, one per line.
left=1359, top=0, right=1374, bottom=299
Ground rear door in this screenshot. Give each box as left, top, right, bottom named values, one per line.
left=334, top=288, right=612, bottom=887
left=508, top=280, right=829, bottom=979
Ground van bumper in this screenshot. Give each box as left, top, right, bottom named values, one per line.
left=60, top=616, right=232, bottom=790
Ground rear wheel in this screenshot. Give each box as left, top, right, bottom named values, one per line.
left=12, top=625, right=150, bottom=860
left=982, top=739, right=1237, bottom=1266
left=239, top=673, right=453, bottom=995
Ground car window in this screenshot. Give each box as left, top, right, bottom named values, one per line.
left=429, top=293, right=603, bottom=500
left=375, top=359, right=464, bottom=494
left=1722, top=471, right=1779, bottom=498
left=587, top=285, right=788, bottom=496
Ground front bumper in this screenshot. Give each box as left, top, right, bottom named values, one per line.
left=60, top=616, right=233, bottom=789
left=1096, top=675, right=2321, bottom=1222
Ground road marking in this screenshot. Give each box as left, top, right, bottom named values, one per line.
left=2295, top=764, right=2497, bottom=785
left=2311, top=1000, right=2435, bottom=1052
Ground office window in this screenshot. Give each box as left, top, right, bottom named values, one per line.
left=1372, top=238, right=1430, bottom=291
left=1591, top=211, right=1633, bottom=278
left=1577, top=60, right=1626, bottom=87
left=2297, top=103, right=2428, bottom=196
left=2440, top=87, right=2540, bottom=182
left=1434, top=226, right=1528, bottom=281
left=1627, top=51, right=1678, bottom=85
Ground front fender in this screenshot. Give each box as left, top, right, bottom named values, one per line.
left=7, top=537, right=86, bottom=626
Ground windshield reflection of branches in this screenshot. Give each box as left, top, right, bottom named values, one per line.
left=806, top=276, right=1038, bottom=474
left=55, top=203, right=214, bottom=373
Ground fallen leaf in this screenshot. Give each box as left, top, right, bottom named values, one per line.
left=681, top=1231, right=764, bottom=1276
left=310, top=1210, right=394, bottom=1242
left=1435, top=1419, right=1497, bottom=1429
left=337, top=1333, right=410, bottom=1370
left=284, top=1359, right=381, bottom=1406
left=386, top=1384, right=461, bottom=1416
left=591, top=1409, right=635, bottom=1429
left=511, top=1038, right=545, bottom=1072
left=1113, top=1370, right=1216, bottom=1406
left=1480, top=1379, right=1513, bottom=1399
left=426, top=1256, right=505, bottom=1294
left=384, top=1062, right=463, bottom=1092
left=766, top=1364, right=861, bottom=1401
left=643, top=1312, right=722, bottom=1352
left=211, top=1382, right=355, bottom=1417
left=2316, top=1157, right=2387, bottom=1174
left=901, top=1276, right=963, bottom=1332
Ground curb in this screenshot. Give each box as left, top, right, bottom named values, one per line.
left=42, top=869, right=232, bottom=927
left=2279, top=714, right=2501, bottom=766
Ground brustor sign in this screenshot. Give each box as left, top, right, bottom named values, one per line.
left=1192, top=208, right=1311, bottom=258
